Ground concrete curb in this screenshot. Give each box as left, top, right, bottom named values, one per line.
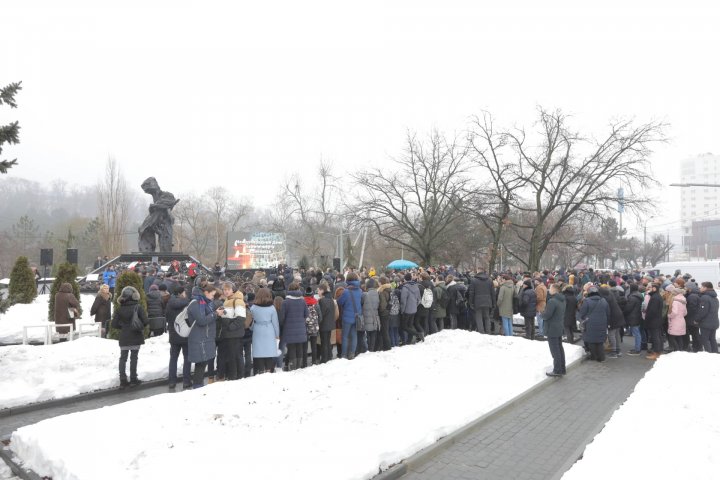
left=0, top=378, right=169, bottom=418
left=0, top=447, right=42, bottom=480
left=373, top=354, right=584, bottom=480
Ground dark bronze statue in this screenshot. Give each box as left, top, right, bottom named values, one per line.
left=138, top=177, right=179, bottom=252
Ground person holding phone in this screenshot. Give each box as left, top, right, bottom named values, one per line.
left=187, top=283, right=224, bottom=388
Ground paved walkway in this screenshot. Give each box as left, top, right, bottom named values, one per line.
left=402, top=336, right=653, bottom=480
left=0, top=385, right=171, bottom=440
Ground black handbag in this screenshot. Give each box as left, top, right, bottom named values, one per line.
left=130, top=306, right=144, bottom=332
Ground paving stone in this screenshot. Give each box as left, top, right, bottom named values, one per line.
left=402, top=336, right=653, bottom=480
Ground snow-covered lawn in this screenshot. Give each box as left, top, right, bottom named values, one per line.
left=0, top=335, right=177, bottom=410
left=0, top=294, right=96, bottom=345
left=11, top=330, right=583, bottom=480
left=562, top=352, right=720, bottom=480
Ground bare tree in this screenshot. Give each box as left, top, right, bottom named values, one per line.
left=207, top=187, right=230, bottom=264
left=467, top=112, right=526, bottom=271
left=96, top=157, right=129, bottom=257
left=351, top=131, right=471, bottom=266
left=174, top=193, right=211, bottom=261
left=502, top=108, right=665, bottom=271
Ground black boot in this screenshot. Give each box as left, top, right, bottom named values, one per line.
left=119, top=376, right=129, bottom=389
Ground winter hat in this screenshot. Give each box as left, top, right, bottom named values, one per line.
left=149, top=284, right=159, bottom=291
left=304, top=286, right=314, bottom=296
left=120, top=286, right=140, bottom=301
left=588, top=286, right=599, bottom=294
left=523, top=279, right=532, bottom=288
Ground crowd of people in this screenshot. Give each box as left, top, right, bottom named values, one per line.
left=88, top=263, right=719, bottom=388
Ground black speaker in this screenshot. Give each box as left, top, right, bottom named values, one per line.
left=333, top=257, right=341, bottom=271
left=66, top=248, right=78, bottom=265
left=40, top=248, right=53, bottom=266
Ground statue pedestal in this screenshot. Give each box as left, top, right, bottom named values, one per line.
left=90, top=252, right=208, bottom=274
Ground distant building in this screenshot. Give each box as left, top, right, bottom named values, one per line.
left=680, top=153, right=720, bottom=253
left=688, top=219, right=720, bottom=260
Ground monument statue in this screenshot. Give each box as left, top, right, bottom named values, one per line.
left=138, top=177, right=179, bottom=252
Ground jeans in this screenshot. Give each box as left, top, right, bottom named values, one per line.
left=524, top=316, right=535, bottom=340
left=547, top=336, right=566, bottom=374
left=193, top=360, right=211, bottom=388
left=536, top=312, right=544, bottom=337
left=416, top=310, right=429, bottom=336
left=629, top=326, right=642, bottom=352
left=475, top=307, right=491, bottom=333
left=700, top=327, right=718, bottom=353
left=342, top=322, right=358, bottom=358
left=119, top=349, right=139, bottom=382
left=428, top=311, right=438, bottom=335
left=501, top=316, right=513, bottom=336
left=169, top=343, right=191, bottom=386
left=647, top=327, right=663, bottom=354
left=366, top=331, right=378, bottom=352
left=608, top=328, right=622, bottom=354
left=389, top=327, right=400, bottom=347
left=319, top=331, right=333, bottom=363
left=448, top=313, right=458, bottom=330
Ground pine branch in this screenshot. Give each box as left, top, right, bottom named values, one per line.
left=0, top=82, right=22, bottom=108
left=0, top=159, right=18, bottom=174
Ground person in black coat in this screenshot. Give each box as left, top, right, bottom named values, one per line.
left=644, top=284, right=664, bottom=359
left=90, top=284, right=112, bottom=338
left=623, top=284, right=644, bottom=355
left=146, top=284, right=166, bottom=337
left=562, top=285, right=578, bottom=343
left=165, top=286, right=191, bottom=389
left=579, top=286, right=610, bottom=362
left=317, top=282, right=336, bottom=363
left=111, top=286, right=149, bottom=388
left=685, top=285, right=702, bottom=352
left=697, top=282, right=719, bottom=353
left=519, top=280, right=537, bottom=340
left=467, top=271, right=496, bottom=334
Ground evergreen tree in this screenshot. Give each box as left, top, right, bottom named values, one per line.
left=0, top=81, right=22, bottom=174
left=48, top=263, right=81, bottom=320
left=108, top=270, right=148, bottom=340
left=8, top=256, right=37, bottom=304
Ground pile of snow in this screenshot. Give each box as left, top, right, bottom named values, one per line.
left=12, top=331, right=582, bottom=480
left=0, top=455, right=19, bottom=480
left=563, top=352, right=720, bottom=480
left=0, top=335, right=177, bottom=409
left=0, top=294, right=96, bottom=344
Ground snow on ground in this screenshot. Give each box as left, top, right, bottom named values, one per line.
left=562, top=352, right=720, bottom=480
left=0, top=335, right=177, bottom=410
left=0, top=455, right=19, bottom=480
left=12, top=330, right=582, bottom=480
left=0, top=294, right=96, bottom=344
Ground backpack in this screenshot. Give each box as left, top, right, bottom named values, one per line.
left=389, top=291, right=400, bottom=316
left=174, top=300, right=197, bottom=338
left=454, top=288, right=465, bottom=308
left=421, top=286, right=434, bottom=309
left=306, top=303, right=320, bottom=336
left=512, top=293, right=520, bottom=315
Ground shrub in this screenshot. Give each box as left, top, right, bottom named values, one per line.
left=108, top=270, right=149, bottom=340
left=48, top=263, right=81, bottom=320
left=9, top=256, right=37, bottom=304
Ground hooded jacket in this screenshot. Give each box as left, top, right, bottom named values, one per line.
left=187, top=290, right=218, bottom=363
left=399, top=281, right=421, bottom=315
left=377, top=283, right=392, bottom=319
left=165, top=294, right=190, bottom=345
left=281, top=290, right=309, bottom=343
left=543, top=292, right=566, bottom=338
left=111, top=299, right=149, bottom=348
left=668, top=294, right=687, bottom=336
left=623, top=292, right=644, bottom=327
left=218, top=291, right=247, bottom=340
left=579, top=292, right=609, bottom=343
left=685, top=287, right=701, bottom=326
left=362, top=288, right=381, bottom=332
left=562, top=287, right=578, bottom=329
left=496, top=280, right=515, bottom=319
left=318, top=291, right=336, bottom=332
left=697, top=289, right=719, bottom=330
left=644, top=290, right=664, bottom=329
left=519, top=285, right=537, bottom=319
left=54, top=283, right=80, bottom=328
left=337, top=280, right=363, bottom=324
left=468, top=273, right=495, bottom=309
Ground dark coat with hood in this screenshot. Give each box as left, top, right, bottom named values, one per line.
left=623, top=292, right=644, bottom=327
left=600, top=287, right=625, bottom=329
left=281, top=289, right=309, bottom=343
left=146, top=289, right=165, bottom=319
left=543, top=292, right=566, bottom=338
left=399, top=281, right=421, bottom=315
left=187, top=289, right=218, bottom=363
left=165, top=294, right=190, bottom=345
left=519, top=284, right=537, bottom=319
left=562, top=287, right=578, bottom=329
left=697, top=288, right=720, bottom=330
left=318, top=291, right=336, bottom=332
left=111, top=298, right=149, bottom=348
left=579, top=292, right=609, bottom=343
left=644, top=290, right=664, bottom=329
left=685, top=287, right=701, bottom=327
left=468, top=273, right=495, bottom=309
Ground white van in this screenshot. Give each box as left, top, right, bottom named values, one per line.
left=653, top=261, right=720, bottom=288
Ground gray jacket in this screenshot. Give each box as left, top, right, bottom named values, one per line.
left=362, top=289, right=381, bottom=332
left=400, top=281, right=421, bottom=315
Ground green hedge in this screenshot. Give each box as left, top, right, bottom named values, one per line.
left=9, top=256, right=37, bottom=304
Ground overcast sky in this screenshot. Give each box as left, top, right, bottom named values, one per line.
left=2, top=1, right=719, bottom=240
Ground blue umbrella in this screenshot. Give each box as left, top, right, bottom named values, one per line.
left=387, top=259, right=419, bottom=270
